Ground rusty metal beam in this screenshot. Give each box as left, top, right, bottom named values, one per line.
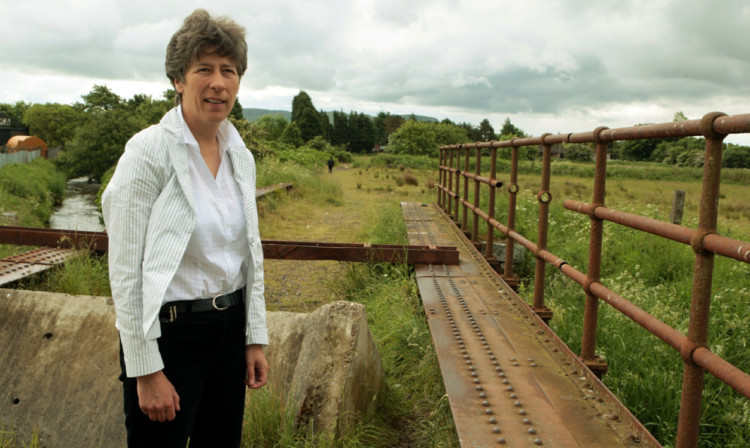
left=0, top=226, right=458, bottom=265
left=262, top=240, right=459, bottom=264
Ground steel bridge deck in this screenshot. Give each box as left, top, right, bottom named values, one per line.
left=402, top=202, right=660, bottom=448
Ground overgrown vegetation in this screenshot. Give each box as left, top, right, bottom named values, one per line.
left=242, top=202, right=458, bottom=448
left=0, top=158, right=66, bottom=255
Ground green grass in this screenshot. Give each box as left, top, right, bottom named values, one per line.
left=506, top=189, right=750, bottom=448
left=241, top=202, right=458, bottom=447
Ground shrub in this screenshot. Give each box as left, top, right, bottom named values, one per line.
left=404, top=172, right=419, bottom=186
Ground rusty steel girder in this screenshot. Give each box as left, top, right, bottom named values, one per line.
left=0, top=226, right=458, bottom=265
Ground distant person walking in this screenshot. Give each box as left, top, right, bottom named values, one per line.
left=327, top=156, right=335, bottom=173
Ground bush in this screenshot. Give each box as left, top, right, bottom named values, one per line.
left=404, top=172, right=419, bottom=186
left=723, top=146, right=750, bottom=168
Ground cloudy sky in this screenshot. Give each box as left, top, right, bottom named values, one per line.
left=2, top=0, right=749, bottom=144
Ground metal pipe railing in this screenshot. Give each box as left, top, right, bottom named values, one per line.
left=437, top=111, right=750, bottom=448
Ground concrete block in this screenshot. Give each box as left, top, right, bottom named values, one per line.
left=0, top=291, right=382, bottom=446
left=0, top=289, right=123, bottom=448
left=266, top=301, right=383, bottom=435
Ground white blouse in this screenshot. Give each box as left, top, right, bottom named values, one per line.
left=163, top=106, right=250, bottom=302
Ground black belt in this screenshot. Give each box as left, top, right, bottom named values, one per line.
left=159, top=288, right=243, bottom=323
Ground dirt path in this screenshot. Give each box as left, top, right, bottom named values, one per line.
left=260, top=164, right=416, bottom=312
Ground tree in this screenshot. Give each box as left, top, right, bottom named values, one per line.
left=0, top=101, right=31, bottom=124
left=674, top=111, right=689, bottom=122
left=231, top=97, right=244, bottom=120
left=297, top=107, right=323, bottom=142
left=383, top=114, right=405, bottom=136
left=255, top=114, right=288, bottom=141
left=723, top=145, right=750, bottom=168
left=330, top=110, right=349, bottom=147
left=389, top=121, right=437, bottom=156
left=290, top=91, right=323, bottom=142
left=279, top=122, right=304, bottom=147
left=79, top=84, right=123, bottom=112
left=477, top=119, right=496, bottom=142
left=373, top=112, right=389, bottom=146
left=347, top=112, right=376, bottom=152
left=499, top=117, right=526, bottom=139
left=63, top=108, right=146, bottom=182
left=23, top=104, right=83, bottom=147
left=433, top=123, right=469, bottom=146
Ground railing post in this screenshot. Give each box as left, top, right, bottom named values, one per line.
left=581, top=128, right=609, bottom=378
left=503, top=141, right=519, bottom=286
left=447, top=147, right=455, bottom=217
left=462, top=145, right=470, bottom=233
left=533, top=135, right=554, bottom=323
left=437, top=147, right=443, bottom=209
left=472, top=145, right=481, bottom=247
left=484, top=145, right=498, bottom=263
left=454, top=146, right=461, bottom=223
left=675, top=112, right=726, bottom=448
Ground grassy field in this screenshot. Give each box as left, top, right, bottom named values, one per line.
left=2, top=154, right=748, bottom=447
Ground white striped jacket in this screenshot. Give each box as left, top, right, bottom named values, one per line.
left=102, top=107, right=267, bottom=377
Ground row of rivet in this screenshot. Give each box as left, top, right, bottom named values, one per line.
left=425, top=206, right=545, bottom=445
left=439, top=264, right=544, bottom=446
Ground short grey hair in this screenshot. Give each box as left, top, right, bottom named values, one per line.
left=165, top=9, right=247, bottom=105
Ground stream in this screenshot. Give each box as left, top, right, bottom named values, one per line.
left=49, top=177, right=105, bottom=232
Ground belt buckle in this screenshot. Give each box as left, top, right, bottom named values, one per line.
left=212, top=294, right=229, bottom=311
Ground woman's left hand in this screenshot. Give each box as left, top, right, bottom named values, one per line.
left=245, top=344, right=269, bottom=389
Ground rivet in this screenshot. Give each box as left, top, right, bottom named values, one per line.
left=479, top=392, right=487, bottom=398
left=488, top=417, right=498, bottom=424
left=513, top=401, right=522, bottom=407
left=482, top=400, right=490, bottom=406
left=497, top=437, right=506, bottom=444
left=502, top=380, right=509, bottom=384
left=467, top=362, right=474, bottom=367
left=492, top=427, right=501, bottom=434
left=473, top=379, right=480, bottom=384
left=509, top=393, right=517, bottom=399
left=499, top=372, right=506, bottom=377
left=528, top=428, right=537, bottom=435
left=518, top=409, right=527, bottom=415
left=476, top=385, right=484, bottom=391
left=523, top=418, right=532, bottom=425
left=485, top=409, right=493, bottom=415
left=495, top=367, right=503, bottom=372
left=533, top=439, right=543, bottom=446
left=471, top=372, right=478, bottom=377
left=512, top=363, right=520, bottom=367
left=492, top=361, right=499, bottom=366
left=531, top=363, right=538, bottom=367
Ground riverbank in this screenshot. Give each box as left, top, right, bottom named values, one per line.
left=0, top=158, right=67, bottom=258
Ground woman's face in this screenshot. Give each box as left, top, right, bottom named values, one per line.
left=174, top=52, right=239, bottom=132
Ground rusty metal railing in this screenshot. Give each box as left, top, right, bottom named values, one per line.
left=438, top=112, right=750, bottom=448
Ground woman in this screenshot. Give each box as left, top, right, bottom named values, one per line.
left=102, top=9, right=268, bottom=447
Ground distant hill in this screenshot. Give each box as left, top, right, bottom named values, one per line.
left=242, top=108, right=291, bottom=122
left=243, top=108, right=438, bottom=124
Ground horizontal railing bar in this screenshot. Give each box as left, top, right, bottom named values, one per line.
left=563, top=200, right=750, bottom=263
left=457, top=198, right=750, bottom=400
left=440, top=112, right=750, bottom=149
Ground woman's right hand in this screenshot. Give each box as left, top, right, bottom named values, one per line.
left=136, top=370, right=181, bottom=422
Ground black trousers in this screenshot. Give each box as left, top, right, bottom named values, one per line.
left=119, top=303, right=246, bottom=448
